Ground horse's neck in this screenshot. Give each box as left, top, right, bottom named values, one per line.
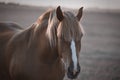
left=30, top=10, right=60, bottom=65
left=28, top=23, right=59, bottom=65
left=36, top=30, right=59, bottom=64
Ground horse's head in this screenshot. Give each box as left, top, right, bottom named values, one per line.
left=56, top=6, right=84, bottom=79
left=46, top=6, right=84, bottom=79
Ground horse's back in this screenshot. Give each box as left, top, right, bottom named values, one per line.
left=0, top=22, right=22, bottom=80
left=0, top=22, right=22, bottom=51
left=0, top=23, right=22, bottom=32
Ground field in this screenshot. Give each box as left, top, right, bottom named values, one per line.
left=0, top=4, right=120, bottom=80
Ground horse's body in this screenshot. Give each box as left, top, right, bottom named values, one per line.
left=0, top=20, right=64, bottom=80
left=0, top=17, right=64, bottom=80
left=0, top=6, right=83, bottom=80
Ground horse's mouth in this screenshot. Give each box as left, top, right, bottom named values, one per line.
left=67, top=65, right=81, bottom=79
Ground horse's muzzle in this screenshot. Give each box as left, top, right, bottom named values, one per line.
left=67, top=63, right=81, bottom=79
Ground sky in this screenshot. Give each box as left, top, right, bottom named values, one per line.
left=0, top=0, right=120, bottom=9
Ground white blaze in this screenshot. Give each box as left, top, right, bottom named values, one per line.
left=70, top=40, right=77, bottom=71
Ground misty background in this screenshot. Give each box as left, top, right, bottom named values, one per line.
left=0, top=0, right=120, bottom=9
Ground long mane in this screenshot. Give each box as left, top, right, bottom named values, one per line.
left=46, top=9, right=59, bottom=47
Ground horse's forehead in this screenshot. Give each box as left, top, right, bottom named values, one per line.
left=58, top=24, right=82, bottom=41
left=63, top=12, right=79, bottom=27
left=64, top=12, right=76, bottom=20
left=57, top=12, right=83, bottom=41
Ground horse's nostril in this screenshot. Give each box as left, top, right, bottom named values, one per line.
left=67, top=64, right=81, bottom=79
left=68, top=65, right=73, bottom=73
left=77, top=64, right=81, bottom=72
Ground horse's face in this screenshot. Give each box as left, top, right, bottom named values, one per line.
left=56, top=6, right=83, bottom=79
left=57, top=36, right=82, bottom=79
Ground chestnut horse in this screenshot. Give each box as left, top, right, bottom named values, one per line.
left=0, top=6, right=84, bottom=80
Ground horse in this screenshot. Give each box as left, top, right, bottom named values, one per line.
left=0, top=6, right=84, bottom=80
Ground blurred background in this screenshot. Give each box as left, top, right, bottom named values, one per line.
left=1, top=0, right=120, bottom=9
left=0, top=0, right=120, bottom=80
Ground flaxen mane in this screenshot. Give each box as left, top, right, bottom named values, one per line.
left=46, top=9, right=59, bottom=47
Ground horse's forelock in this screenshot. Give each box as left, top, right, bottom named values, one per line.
left=58, top=12, right=84, bottom=41
left=46, top=10, right=84, bottom=47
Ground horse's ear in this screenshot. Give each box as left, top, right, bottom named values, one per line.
left=56, top=6, right=64, bottom=21
left=76, top=7, right=83, bottom=21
